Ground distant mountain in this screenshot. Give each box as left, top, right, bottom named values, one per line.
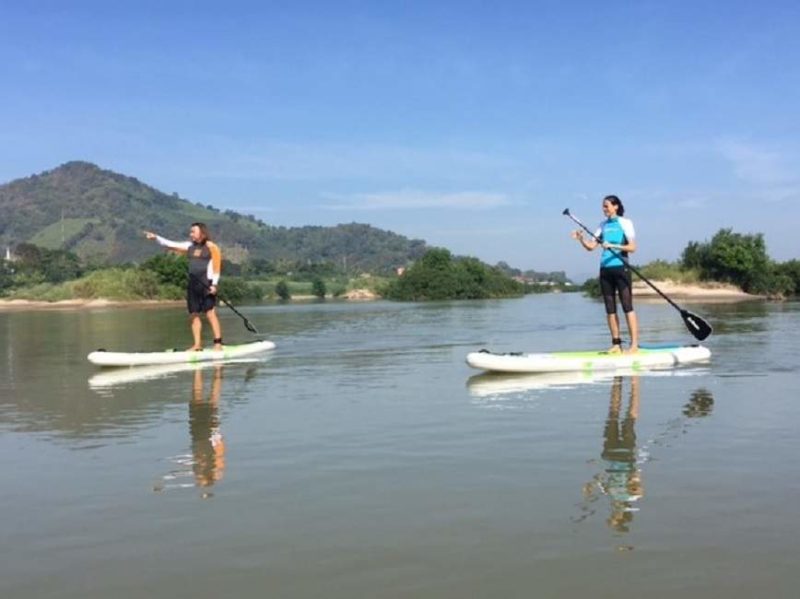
left=0, top=161, right=428, bottom=273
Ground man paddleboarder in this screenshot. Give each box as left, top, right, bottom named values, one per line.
left=144, top=223, right=224, bottom=351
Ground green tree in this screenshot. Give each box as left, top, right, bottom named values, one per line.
left=275, top=280, right=291, bottom=300
left=140, top=253, right=188, bottom=288
left=775, top=260, right=800, bottom=296
left=385, top=248, right=523, bottom=301
left=312, top=278, right=327, bottom=299
left=681, top=241, right=711, bottom=271
left=0, top=260, right=13, bottom=294
left=682, top=228, right=770, bottom=292
left=10, top=243, right=82, bottom=284
left=40, top=249, right=82, bottom=283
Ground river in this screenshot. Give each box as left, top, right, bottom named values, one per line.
left=1, top=294, right=797, bottom=598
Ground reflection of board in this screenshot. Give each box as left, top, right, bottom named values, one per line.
left=88, top=357, right=269, bottom=389
left=88, top=340, right=276, bottom=367
left=466, top=344, right=711, bottom=373
left=466, top=367, right=707, bottom=398
left=467, top=370, right=617, bottom=397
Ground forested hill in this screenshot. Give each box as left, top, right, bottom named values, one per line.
left=0, top=161, right=427, bottom=273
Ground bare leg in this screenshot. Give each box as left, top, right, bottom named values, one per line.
left=189, top=314, right=202, bottom=350
left=606, top=313, right=622, bottom=353
left=625, top=311, right=639, bottom=353
left=205, top=308, right=223, bottom=350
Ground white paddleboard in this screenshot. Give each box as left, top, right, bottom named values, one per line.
left=466, top=344, right=711, bottom=374
left=88, top=339, right=276, bottom=367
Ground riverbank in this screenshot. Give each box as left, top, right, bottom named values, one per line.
left=0, top=298, right=186, bottom=311
left=632, top=280, right=759, bottom=301
left=0, top=288, right=381, bottom=311
left=0, top=282, right=760, bottom=311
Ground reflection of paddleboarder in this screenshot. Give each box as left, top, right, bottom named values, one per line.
left=189, top=365, right=226, bottom=496
left=595, top=376, right=643, bottom=533
left=575, top=378, right=715, bottom=537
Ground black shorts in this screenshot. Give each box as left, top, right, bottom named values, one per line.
left=187, top=282, right=217, bottom=314
left=599, top=266, right=634, bottom=314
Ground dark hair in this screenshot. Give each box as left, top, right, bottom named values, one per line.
left=603, top=195, right=625, bottom=217
left=190, top=222, right=210, bottom=241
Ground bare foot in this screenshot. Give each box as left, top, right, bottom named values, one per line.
left=213, top=343, right=223, bottom=352
left=605, top=345, right=622, bottom=354
left=625, top=346, right=639, bottom=354
left=186, top=345, right=203, bottom=351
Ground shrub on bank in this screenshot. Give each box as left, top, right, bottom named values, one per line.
left=72, top=268, right=163, bottom=300
left=384, top=248, right=524, bottom=301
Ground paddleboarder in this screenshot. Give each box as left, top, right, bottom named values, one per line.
left=144, top=223, right=224, bottom=351
left=571, top=196, right=639, bottom=353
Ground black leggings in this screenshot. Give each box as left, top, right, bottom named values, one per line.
left=599, top=267, right=634, bottom=314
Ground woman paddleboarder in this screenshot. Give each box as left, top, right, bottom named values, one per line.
left=144, top=223, right=224, bottom=351
left=571, top=196, right=639, bottom=353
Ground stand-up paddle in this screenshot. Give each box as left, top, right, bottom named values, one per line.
left=563, top=208, right=713, bottom=341
left=190, top=273, right=260, bottom=335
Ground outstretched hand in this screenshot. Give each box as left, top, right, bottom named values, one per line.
left=143, top=231, right=157, bottom=240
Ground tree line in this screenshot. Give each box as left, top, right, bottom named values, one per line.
left=383, top=248, right=524, bottom=300
left=581, top=228, right=799, bottom=298
left=682, top=229, right=798, bottom=296
left=4, top=228, right=798, bottom=301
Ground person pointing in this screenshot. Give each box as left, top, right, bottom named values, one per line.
left=144, top=223, right=224, bottom=351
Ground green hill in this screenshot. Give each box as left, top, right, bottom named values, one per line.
left=0, top=161, right=428, bottom=273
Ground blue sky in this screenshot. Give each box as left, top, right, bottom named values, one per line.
left=2, top=1, right=798, bottom=279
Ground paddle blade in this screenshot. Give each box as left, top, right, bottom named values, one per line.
left=244, top=319, right=259, bottom=335
left=681, top=309, right=713, bottom=341
left=562, top=208, right=570, bottom=216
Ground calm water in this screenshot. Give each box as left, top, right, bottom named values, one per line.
left=1, top=294, right=798, bottom=598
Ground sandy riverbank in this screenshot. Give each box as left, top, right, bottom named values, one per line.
left=0, top=288, right=381, bottom=311
left=0, top=299, right=185, bottom=311
left=632, top=280, right=760, bottom=302
left=0, top=283, right=759, bottom=311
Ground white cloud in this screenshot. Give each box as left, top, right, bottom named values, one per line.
left=321, top=190, right=514, bottom=210
left=718, top=139, right=798, bottom=187
left=673, top=197, right=709, bottom=209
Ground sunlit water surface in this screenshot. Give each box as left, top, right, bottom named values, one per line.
left=1, top=294, right=798, bottom=598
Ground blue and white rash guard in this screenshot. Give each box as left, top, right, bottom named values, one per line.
left=594, top=217, right=635, bottom=268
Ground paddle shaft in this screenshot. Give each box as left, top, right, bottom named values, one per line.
left=565, top=211, right=683, bottom=311
left=189, top=273, right=259, bottom=335
left=563, top=208, right=712, bottom=340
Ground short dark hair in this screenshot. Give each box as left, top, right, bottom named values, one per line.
left=603, top=195, right=625, bottom=217
left=190, top=222, right=210, bottom=241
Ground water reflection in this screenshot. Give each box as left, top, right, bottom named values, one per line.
left=583, top=377, right=643, bottom=533
left=575, top=378, right=715, bottom=539
left=189, top=366, right=226, bottom=492
left=87, top=358, right=265, bottom=389
left=155, top=365, right=227, bottom=498
left=465, top=367, right=711, bottom=400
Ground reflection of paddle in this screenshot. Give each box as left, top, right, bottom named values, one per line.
left=563, top=208, right=713, bottom=341
left=190, top=273, right=259, bottom=335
